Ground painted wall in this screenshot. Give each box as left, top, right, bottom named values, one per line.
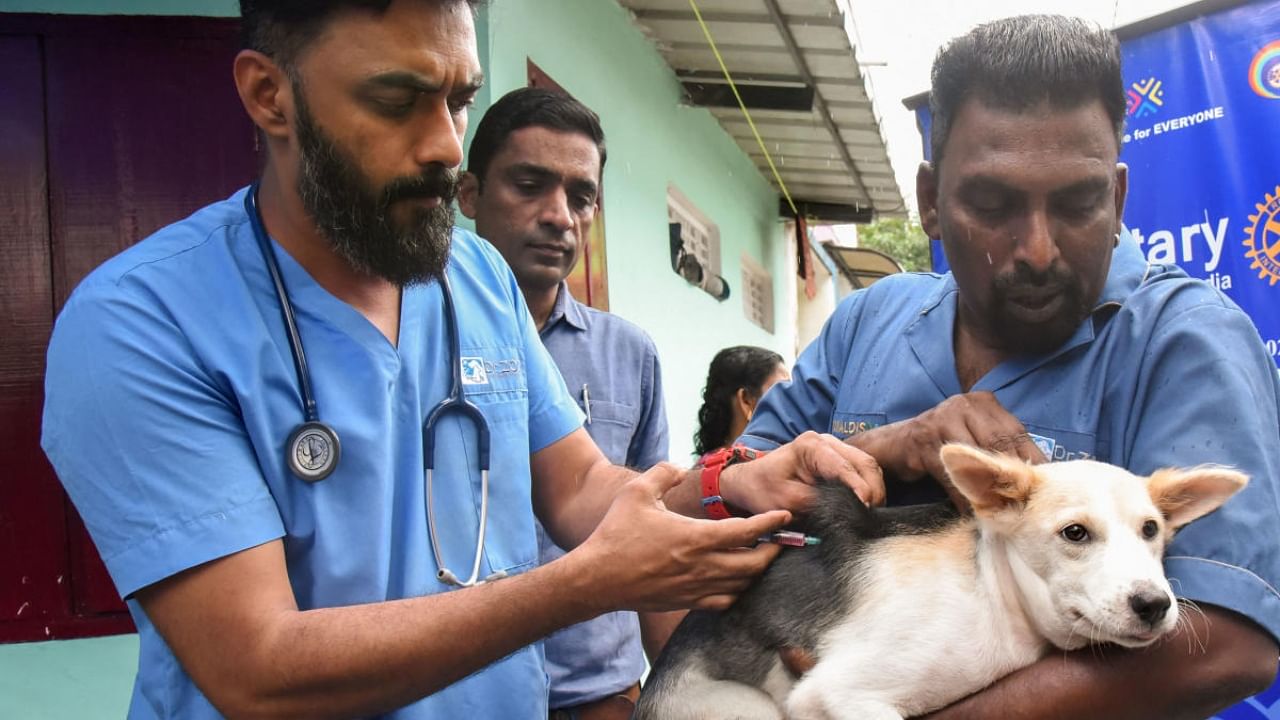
left=475, top=0, right=792, bottom=463
left=0, top=0, right=791, bottom=715
left=0, top=635, right=137, bottom=719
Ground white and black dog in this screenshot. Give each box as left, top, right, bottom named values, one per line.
left=636, top=444, right=1247, bottom=720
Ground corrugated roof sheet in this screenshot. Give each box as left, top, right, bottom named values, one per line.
left=619, top=0, right=906, bottom=219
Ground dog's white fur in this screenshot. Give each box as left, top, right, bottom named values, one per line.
left=653, top=446, right=1248, bottom=720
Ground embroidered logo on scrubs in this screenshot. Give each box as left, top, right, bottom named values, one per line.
left=1028, top=433, right=1058, bottom=459
left=460, top=357, right=488, bottom=385
left=1027, top=431, right=1095, bottom=462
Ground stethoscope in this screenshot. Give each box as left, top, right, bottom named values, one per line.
left=245, top=183, right=504, bottom=587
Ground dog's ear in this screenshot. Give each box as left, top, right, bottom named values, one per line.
left=1146, top=466, right=1248, bottom=529
left=939, top=444, right=1037, bottom=514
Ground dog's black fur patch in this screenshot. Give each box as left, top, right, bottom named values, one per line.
left=639, top=483, right=962, bottom=712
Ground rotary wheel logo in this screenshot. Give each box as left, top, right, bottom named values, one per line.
left=1244, top=185, right=1280, bottom=286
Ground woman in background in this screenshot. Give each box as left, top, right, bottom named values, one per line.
left=641, top=346, right=791, bottom=661
left=693, top=345, right=789, bottom=462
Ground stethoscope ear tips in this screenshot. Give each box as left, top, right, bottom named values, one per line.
left=287, top=421, right=341, bottom=482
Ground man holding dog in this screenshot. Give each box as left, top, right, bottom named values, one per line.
left=742, top=14, right=1280, bottom=718
left=39, top=1, right=885, bottom=718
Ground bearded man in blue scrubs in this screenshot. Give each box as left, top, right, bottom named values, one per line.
left=38, top=1, right=885, bottom=718
left=459, top=87, right=667, bottom=720
left=745, top=14, right=1280, bottom=718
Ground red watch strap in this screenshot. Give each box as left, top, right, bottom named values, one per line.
left=700, top=460, right=732, bottom=520
left=699, top=445, right=767, bottom=520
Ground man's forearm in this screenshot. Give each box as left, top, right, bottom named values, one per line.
left=920, top=605, right=1278, bottom=720
left=540, top=459, right=641, bottom=549
left=154, top=545, right=606, bottom=720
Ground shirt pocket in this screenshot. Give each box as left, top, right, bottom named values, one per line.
left=583, top=399, right=639, bottom=465
left=457, top=344, right=538, bottom=574
left=1022, top=423, right=1103, bottom=462
left=829, top=411, right=888, bottom=440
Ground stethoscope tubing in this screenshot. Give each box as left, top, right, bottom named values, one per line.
left=245, top=182, right=497, bottom=586
left=246, top=183, right=321, bottom=424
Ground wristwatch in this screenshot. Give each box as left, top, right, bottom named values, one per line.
left=699, top=445, right=767, bottom=520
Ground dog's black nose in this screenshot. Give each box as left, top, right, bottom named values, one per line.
left=1129, top=591, right=1171, bottom=626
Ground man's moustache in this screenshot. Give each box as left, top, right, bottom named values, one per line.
left=383, top=170, right=459, bottom=204
left=993, top=266, right=1073, bottom=294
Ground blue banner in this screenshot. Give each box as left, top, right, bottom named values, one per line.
left=1120, top=0, right=1280, bottom=371
left=915, top=3, right=1280, bottom=716
left=1123, top=6, right=1280, bottom=717
left=920, top=1, right=1280, bottom=372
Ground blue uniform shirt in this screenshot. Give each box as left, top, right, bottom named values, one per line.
left=742, top=232, right=1280, bottom=645
left=41, top=188, right=584, bottom=719
left=535, top=283, right=669, bottom=709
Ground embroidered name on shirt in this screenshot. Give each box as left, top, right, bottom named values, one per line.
left=831, top=419, right=881, bottom=436
left=485, top=358, right=520, bottom=376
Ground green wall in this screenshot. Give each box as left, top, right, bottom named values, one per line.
left=0, top=635, right=137, bottom=718
left=476, top=0, right=792, bottom=462
left=2, top=0, right=789, bottom=715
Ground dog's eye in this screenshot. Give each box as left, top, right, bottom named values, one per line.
left=1060, top=524, right=1090, bottom=543
left=1141, top=520, right=1160, bottom=539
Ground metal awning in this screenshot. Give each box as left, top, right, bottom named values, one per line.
left=618, top=0, right=906, bottom=222
left=823, top=244, right=904, bottom=288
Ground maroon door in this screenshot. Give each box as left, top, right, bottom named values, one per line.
left=0, top=14, right=258, bottom=642
left=0, top=33, right=64, bottom=643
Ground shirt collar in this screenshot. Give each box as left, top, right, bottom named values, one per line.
left=542, top=281, right=589, bottom=334
left=1094, top=226, right=1149, bottom=311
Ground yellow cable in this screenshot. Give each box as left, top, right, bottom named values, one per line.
left=688, top=0, right=800, bottom=217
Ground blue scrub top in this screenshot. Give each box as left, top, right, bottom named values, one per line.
left=742, top=232, right=1280, bottom=646
left=41, top=187, right=584, bottom=719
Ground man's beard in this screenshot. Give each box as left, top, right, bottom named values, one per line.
left=293, top=84, right=457, bottom=287
left=988, top=263, right=1091, bottom=356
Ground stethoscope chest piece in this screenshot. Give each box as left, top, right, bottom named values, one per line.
left=287, top=421, right=341, bottom=482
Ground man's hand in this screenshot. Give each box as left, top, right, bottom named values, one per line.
left=720, top=431, right=885, bottom=516
left=572, top=463, right=792, bottom=613
left=850, top=392, right=1045, bottom=505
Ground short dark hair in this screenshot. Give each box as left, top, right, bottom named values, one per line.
left=928, top=14, right=1125, bottom=168
left=693, top=346, right=785, bottom=456
left=239, top=0, right=482, bottom=71
left=466, top=87, right=607, bottom=185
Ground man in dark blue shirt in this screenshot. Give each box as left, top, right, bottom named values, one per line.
left=461, top=87, right=667, bottom=720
